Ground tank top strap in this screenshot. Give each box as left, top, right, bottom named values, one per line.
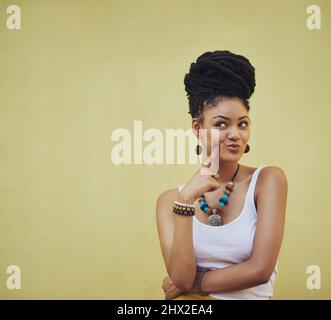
left=245, top=166, right=266, bottom=212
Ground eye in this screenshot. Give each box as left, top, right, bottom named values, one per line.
left=215, top=121, right=227, bottom=128
left=239, top=121, right=249, bottom=128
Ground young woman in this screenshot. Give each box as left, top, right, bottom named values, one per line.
left=156, top=50, right=288, bottom=300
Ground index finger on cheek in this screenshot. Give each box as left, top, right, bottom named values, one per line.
left=209, top=144, right=220, bottom=175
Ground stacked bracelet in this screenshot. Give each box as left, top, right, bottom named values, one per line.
left=172, top=200, right=195, bottom=216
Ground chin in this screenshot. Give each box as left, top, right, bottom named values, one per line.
left=221, top=154, right=242, bottom=162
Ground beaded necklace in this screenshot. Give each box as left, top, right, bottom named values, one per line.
left=198, top=163, right=240, bottom=226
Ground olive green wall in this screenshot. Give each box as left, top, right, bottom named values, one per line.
left=0, top=0, right=330, bottom=299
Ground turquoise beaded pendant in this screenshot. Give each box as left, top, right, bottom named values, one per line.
left=198, top=180, right=236, bottom=226
left=198, top=164, right=239, bottom=226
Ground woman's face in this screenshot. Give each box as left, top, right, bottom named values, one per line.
left=193, top=97, right=251, bottom=162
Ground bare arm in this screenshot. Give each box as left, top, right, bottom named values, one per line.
left=156, top=189, right=197, bottom=290
left=192, top=166, right=288, bottom=293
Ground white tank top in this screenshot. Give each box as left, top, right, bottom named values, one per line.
left=178, top=166, right=279, bottom=300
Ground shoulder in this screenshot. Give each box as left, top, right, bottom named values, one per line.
left=156, top=187, right=179, bottom=216
left=155, top=188, right=179, bottom=235
left=256, top=166, right=288, bottom=199
left=157, top=187, right=179, bottom=204
left=259, top=166, right=287, bottom=185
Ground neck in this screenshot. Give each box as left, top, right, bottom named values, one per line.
left=215, top=162, right=240, bottom=183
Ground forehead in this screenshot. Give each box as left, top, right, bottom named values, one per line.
left=204, top=98, right=248, bottom=119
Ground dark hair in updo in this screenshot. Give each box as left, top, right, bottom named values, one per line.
left=184, top=50, right=256, bottom=118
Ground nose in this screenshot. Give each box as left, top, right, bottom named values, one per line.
left=227, top=127, right=240, bottom=141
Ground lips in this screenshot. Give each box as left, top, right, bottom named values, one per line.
left=226, top=144, right=240, bottom=152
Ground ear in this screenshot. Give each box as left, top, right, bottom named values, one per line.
left=192, top=117, right=202, bottom=138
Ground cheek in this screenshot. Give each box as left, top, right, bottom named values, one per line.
left=242, top=130, right=250, bottom=141
left=210, top=129, right=223, bottom=143
left=200, top=129, right=222, bottom=154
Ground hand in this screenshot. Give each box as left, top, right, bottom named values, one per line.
left=162, top=275, right=185, bottom=300
left=178, top=144, right=221, bottom=204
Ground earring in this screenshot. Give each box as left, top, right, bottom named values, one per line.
left=195, top=132, right=203, bottom=155
left=244, top=144, right=250, bottom=153
left=195, top=144, right=203, bottom=155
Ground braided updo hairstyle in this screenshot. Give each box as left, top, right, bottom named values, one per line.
left=184, top=50, right=256, bottom=118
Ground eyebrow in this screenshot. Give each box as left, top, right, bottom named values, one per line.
left=213, top=115, right=250, bottom=120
